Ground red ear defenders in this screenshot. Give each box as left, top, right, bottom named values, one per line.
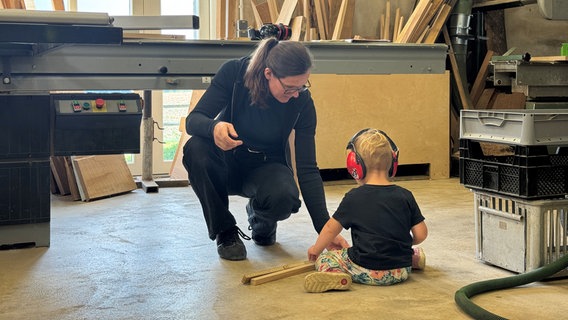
left=346, top=128, right=399, bottom=180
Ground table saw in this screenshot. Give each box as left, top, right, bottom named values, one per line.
left=0, top=10, right=448, bottom=247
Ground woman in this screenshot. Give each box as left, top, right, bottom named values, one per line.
left=183, top=38, right=348, bottom=261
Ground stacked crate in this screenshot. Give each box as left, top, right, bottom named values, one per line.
left=459, top=109, right=568, bottom=275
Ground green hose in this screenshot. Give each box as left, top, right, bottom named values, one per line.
left=455, top=253, right=568, bottom=320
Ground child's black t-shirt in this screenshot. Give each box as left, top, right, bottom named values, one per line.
left=333, top=184, right=425, bottom=270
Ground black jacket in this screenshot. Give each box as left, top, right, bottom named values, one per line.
left=186, top=56, right=330, bottom=232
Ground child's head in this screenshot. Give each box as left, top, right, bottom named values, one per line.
left=346, top=128, right=399, bottom=180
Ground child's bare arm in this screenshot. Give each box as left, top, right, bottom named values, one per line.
left=308, top=218, right=344, bottom=261
left=411, top=221, right=428, bottom=245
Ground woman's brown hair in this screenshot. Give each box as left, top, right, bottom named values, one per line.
left=244, top=38, right=313, bottom=108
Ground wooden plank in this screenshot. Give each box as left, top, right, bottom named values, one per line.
left=396, top=0, right=430, bottom=43
left=422, top=0, right=456, bottom=44
left=384, top=0, right=391, bottom=41
left=123, top=32, right=185, bottom=40
left=227, top=0, right=238, bottom=40
left=72, top=155, right=137, bottom=202
left=302, top=0, right=311, bottom=41
left=331, top=0, right=351, bottom=40
left=242, top=261, right=313, bottom=284
left=2, top=0, right=25, bottom=8
left=309, top=27, right=319, bottom=40
left=395, top=16, right=405, bottom=42
left=256, top=1, right=272, bottom=26
left=50, top=156, right=70, bottom=195
left=64, top=156, right=81, bottom=201
left=339, top=0, right=355, bottom=40
left=470, top=50, right=494, bottom=107
left=267, top=0, right=279, bottom=23
left=379, top=14, right=385, bottom=40
left=320, top=0, right=331, bottom=39
left=327, top=0, right=342, bottom=37
left=490, top=92, right=526, bottom=109
left=248, top=262, right=315, bottom=285
left=216, top=0, right=227, bottom=39
left=51, top=0, right=64, bottom=10
left=410, top=0, right=444, bottom=43
left=530, top=56, right=568, bottom=62
left=406, top=1, right=434, bottom=43
left=289, top=15, right=305, bottom=41
left=393, top=7, right=401, bottom=42
left=314, top=0, right=327, bottom=40
left=50, top=170, right=59, bottom=195
left=275, top=0, right=298, bottom=25
left=251, top=0, right=264, bottom=29
left=475, top=88, right=495, bottom=109
left=443, top=26, right=472, bottom=109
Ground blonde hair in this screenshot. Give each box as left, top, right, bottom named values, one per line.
left=244, top=38, right=313, bottom=108
left=353, top=129, right=393, bottom=173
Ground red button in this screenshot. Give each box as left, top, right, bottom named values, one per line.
left=95, top=98, right=105, bottom=108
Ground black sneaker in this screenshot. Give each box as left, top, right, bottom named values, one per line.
left=246, top=201, right=276, bottom=246
left=215, top=226, right=250, bottom=261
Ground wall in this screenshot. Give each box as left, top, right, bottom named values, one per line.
left=505, top=3, right=568, bottom=56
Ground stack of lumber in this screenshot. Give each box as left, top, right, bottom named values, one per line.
left=394, top=0, right=457, bottom=43
left=219, top=0, right=457, bottom=43
left=223, top=0, right=357, bottom=41
left=51, top=155, right=137, bottom=202
left=1, top=0, right=64, bottom=10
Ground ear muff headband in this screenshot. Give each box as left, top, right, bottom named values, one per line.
left=345, top=128, right=399, bottom=179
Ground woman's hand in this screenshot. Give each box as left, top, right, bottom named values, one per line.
left=213, top=121, right=243, bottom=151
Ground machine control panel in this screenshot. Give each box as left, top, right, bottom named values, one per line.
left=57, top=97, right=141, bottom=114
left=52, top=93, right=143, bottom=155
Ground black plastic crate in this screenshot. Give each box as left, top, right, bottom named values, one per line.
left=0, top=95, right=51, bottom=159
left=0, top=160, right=51, bottom=225
left=459, top=139, right=568, bottom=199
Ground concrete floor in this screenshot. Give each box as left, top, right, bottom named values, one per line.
left=1, top=178, right=567, bottom=320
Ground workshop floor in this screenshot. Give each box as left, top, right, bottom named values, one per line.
left=0, top=178, right=567, bottom=320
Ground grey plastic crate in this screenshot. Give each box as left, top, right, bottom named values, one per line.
left=474, top=190, right=568, bottom=276
left=460, top=109, right=568, bottom=146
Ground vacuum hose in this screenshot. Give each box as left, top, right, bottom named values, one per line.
left=455, top=253, right=568, bottom=319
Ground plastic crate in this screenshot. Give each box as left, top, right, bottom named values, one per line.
left=460, top=139, right=568, bottom=199
left=0, top=160, right=51, bottom=226
left=474, top=190, right=568, bottom=275
left=460, top=109, right=568, bottom=146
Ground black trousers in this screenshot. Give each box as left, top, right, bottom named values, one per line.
left=182, top=136, right=301, bottom=240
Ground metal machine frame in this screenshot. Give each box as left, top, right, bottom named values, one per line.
left=0, top=17, right=447, bottom=247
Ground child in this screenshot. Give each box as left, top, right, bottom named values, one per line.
left=304, top=128, right=428, bottom=293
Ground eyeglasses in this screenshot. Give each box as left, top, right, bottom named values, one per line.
left=277, top=78, right=311, bottom=94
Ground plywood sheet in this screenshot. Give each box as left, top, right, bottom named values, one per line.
left=309, top=72, right=450, bottom=179
left=72, top=155, right=136, bottom=201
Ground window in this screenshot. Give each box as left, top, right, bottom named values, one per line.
left=160, top=0, right=199, bottom=163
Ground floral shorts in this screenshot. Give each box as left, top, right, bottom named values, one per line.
left=315, top=248, right=411, bottom=286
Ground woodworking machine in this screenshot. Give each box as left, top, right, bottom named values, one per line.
left=0, top=10, right=447, bottom=248
left=491, top=56, right=568, bottom=109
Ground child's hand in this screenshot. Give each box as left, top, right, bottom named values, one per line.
left=307, top=245, right=320, bottom=262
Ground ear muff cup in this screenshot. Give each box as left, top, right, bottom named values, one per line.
left=346, top=150, right=365, bottom=180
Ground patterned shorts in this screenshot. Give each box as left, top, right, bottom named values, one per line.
left=315, top=248, right=411, bottom=286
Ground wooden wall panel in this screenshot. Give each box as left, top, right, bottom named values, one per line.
left=310, top=72, right=450, bottom=179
